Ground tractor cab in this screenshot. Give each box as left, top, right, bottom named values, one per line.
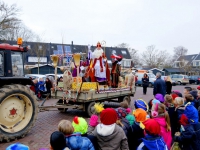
left=0, top=38, right=33, bottom=87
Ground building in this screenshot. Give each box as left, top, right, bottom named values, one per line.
left=0, top=40, right=133, bottom=69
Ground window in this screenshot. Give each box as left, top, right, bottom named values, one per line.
left=196, top=62, right=199, bottom=66
left=122, top=60, right=131, bottom=67
left=0, top=52, right=4, bottom=76
left=121, top=50, right=127, bottom=55
left=11, top=52, right=24, bottom=76
left=111, top=50, right=116, bottom=55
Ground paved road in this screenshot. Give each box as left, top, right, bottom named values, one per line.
left=0, top=84, right=198, bottom=149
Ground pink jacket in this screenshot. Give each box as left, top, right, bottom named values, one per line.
left=154, top=117, right=172, bottom=149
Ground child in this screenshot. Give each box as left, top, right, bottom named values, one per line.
left=38, top=78, right=45, bottom=91
left=6, top=143, right=29, bottom=150
left=134, top=99, right=149, bottom=111
left=183, top=87, right=192, bottom=95
left=120, top=101, right=135, bottom=125
left=137, top=119, right=168, bottom=150
left=174, top=104, right=200, bottom=150
left=151, top=103, right=172, bottom=149
left=58, top=120, right=94, bottom=150
left=88, top=108, right=129, bottom=150
left=115, top=107, right=131, bottom=136
left=72, top=116, right=98, bottom=150
left=50, top=131, right=69, bottom=150
left=164, top=94, right=176, bottom=137
left=185, top=94, right=197, bottom=107
left=127, top=108, right=147, bottom=150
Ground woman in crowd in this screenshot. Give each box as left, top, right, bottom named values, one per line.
left=142, top=73, right=149, bottom=95
left=165, top=76, right=172, bottom=94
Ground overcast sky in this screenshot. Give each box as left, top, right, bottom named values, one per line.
left=7, top=0, right=200, bottom=54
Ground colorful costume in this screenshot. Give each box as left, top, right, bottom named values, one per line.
left=111, top=54, right=122, bottom=88
left=91, top=42, right=106, bottom=83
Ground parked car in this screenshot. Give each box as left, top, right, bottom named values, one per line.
left=135, top=72, right=156, bottom=87
left=25, top=74, right=46, bottom=81
left=188, top=75, right=200, bottom=84
left=170, top=74, right=189, bottom=85
left=161, top=76, right=176, bottom=86
left=45, top=74, right=63, bottom=80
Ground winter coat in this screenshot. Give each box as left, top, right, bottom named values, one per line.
left=34, top=82, right=39, bottom=94
left=66, top=132, right=94, bottom=150
left=165, top=81, right=172, bottom=94
left=166, top=104, right=176, bottom=137
left=88, top=123, right=129, bottom=150
left=127, top=122, right=145, bottom=150
left=174, top=105, right=185, bottom=133
left=142, top=77, right=149, bottom=87
left=137, top=135, right=168, bottom=150
left=82, top=133, right=98, bottom=150
left=153, top=117, right=172, bottom=149
left=174, top=122, right=200, bottom=150
left=45, top=80, right=52, bottom=93
left=153, top=77, right=166, bottom=96
left=38, top=81, right=45, bottom=91
left=120, top=118, right=131, bottom=137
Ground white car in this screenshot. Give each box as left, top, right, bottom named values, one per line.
left=45, top=74, right=63, bottom=80
left=25, top=74, right=46, bottom=81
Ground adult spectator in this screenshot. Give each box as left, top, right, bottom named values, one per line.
left=142, top=73, right=149, bottom=95
left=165, top=76, right=172, bottom=94
left=153, top=72, right=166, bottom=96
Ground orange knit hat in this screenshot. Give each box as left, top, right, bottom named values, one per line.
left=133, top=108, right=147, bottom=122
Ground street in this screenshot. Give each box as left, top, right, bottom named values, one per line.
left=0, top=84, right=198, bottom=149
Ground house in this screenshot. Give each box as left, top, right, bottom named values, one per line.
left=141, top=67, right=165, bottom=75
left=173, top=54, right=199, bottom=68
left=162, top=68, right=186, bottom=75
left=30, top=64, right=62, bottom=74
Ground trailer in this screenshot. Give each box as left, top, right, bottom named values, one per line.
left=39, top=79, right=135, bottom=116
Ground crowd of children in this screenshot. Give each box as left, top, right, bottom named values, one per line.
left=6, top=86, right=200, bottom=150
left=41, top=86, right=200, bottom=150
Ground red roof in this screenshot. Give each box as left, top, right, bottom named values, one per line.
left=0, top=43, right=25, bottom=51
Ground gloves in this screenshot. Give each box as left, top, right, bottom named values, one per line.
left=89, top=115, right=99, bottom=127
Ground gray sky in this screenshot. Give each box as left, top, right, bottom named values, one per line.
left=7, top=0, right=200, bottom=55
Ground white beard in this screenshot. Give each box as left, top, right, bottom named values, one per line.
left=92, top=48, right=103, bottom=59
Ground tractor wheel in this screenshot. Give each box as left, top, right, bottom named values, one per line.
left=0, top=84, right=38, bottom=142
left=86, top=102, right=96, bottom=117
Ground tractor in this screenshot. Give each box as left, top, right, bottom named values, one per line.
left=0, top=40, right=38, bottom=142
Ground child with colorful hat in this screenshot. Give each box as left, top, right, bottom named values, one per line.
left=137, top=119, right=168, bottom=150
left=151, top=103, right=172, bottom=149
left=120, top=101, right=135, bottom=125
left=174, top=104, right=200, bottom=150
left=72, top=116, right=98, bottom=150
left=88, top=108, right=129, bottom=150
left=58, top=119, right=94, bottom=150
left=115, top=107, right=131, bottom=136
left=127, top=108, right=147, bottom=150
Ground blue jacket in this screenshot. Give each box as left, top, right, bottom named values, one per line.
left=38, top=81, right=45, bottom=91
left=66, top=133, right=94, bottom=150
left=34, top=82, right=39, bottom=94
left=153, top=77, right=166, bottom=96
left=175, top=123, right=200, bottom=150
left=137, top=135, right=167, bottom=150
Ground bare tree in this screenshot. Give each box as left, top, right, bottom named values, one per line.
left=173, top=46, right=188, bottom=61
left=117, top=43, right=140, bottom=66
left=0, top=1, right=21, bottom=39
left=30, top=38, right=47, bottom=74
left=173, top=46, right=191, bottom=74
left=141, top=45, right=171, bottom=68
